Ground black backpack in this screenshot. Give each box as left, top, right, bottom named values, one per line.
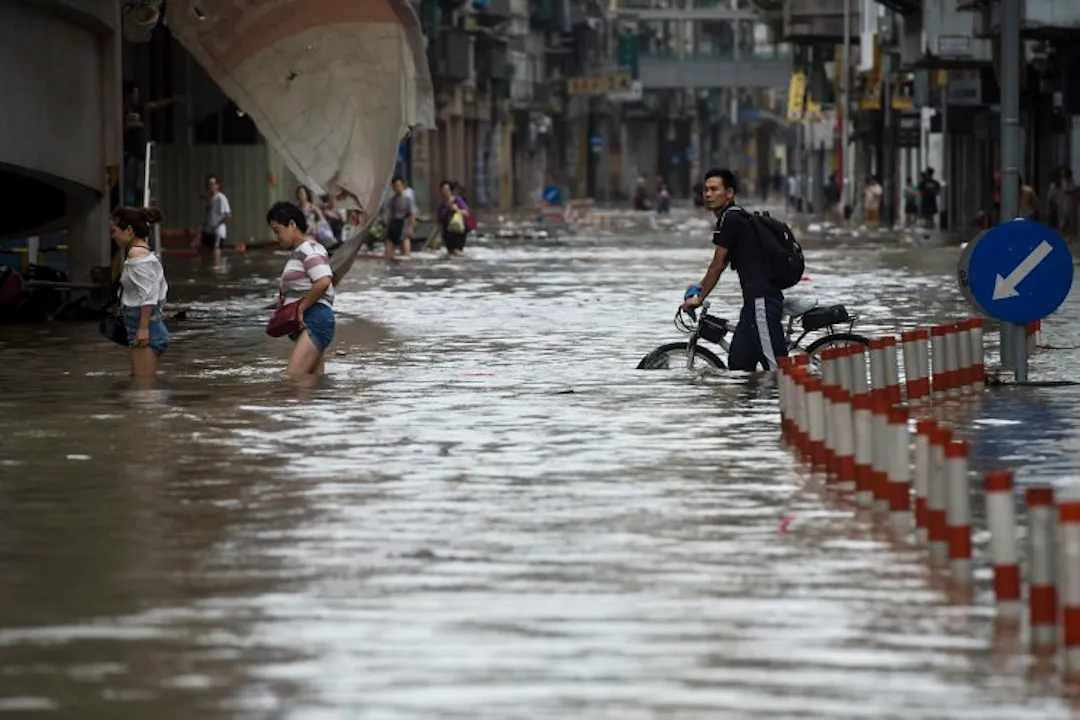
left=743, top=209, right=805, bottom=289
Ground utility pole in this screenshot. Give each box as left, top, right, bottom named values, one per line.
left=1000, top=0, right=1026, bottom=381
left=841, top=0, right=852, bottom=214
left=883, top=49, right=894, bottom=228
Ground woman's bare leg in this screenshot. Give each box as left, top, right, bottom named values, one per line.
left=287, top=331, right=323, bottom=375
left=130, top=347, right=159, bottom=378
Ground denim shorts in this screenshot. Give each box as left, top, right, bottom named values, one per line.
left=290, top=302, right=335, bottom=353
left=122, top=305, right=169, bottom=354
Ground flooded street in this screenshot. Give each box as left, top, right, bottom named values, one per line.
left=2, top=214, right=1080, bottom=718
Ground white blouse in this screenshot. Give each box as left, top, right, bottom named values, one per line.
left=120, top=253, right=169, bottom=307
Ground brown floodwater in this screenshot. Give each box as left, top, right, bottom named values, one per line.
left=1, top=208, right=1079, bottom=718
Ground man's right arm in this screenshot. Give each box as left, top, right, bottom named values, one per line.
left=698, top=245, right=729, bottom=299
left=682, top=222, right=732, bottom=308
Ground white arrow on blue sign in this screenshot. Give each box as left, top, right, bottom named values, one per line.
left=957, top=219, right=1074, bottom=324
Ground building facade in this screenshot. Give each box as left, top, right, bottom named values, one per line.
left=609, top=0, right=791, bottom=199
left=757, top=0, right=1080, bottom=231
left=0, top=0, right=123, bottom=283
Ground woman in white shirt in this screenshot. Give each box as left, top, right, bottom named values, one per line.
left=110, top=206, right=170, bottom=377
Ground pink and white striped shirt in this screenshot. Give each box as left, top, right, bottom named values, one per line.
left=279, top=239, right=335, bottom=308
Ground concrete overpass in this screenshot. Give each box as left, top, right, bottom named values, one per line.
left=638, top=54, right=791, bottom=89
left=0, top=0, right=122, bottom=282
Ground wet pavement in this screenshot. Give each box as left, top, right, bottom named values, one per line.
left=1, top=211, right=1080, bottom=718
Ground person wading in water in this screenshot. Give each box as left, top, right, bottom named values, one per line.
left=266, top=201, right=337, bottom=376
left=110, top=206, right=170, bottom=379
left=680, top=168, right=789, bottom=371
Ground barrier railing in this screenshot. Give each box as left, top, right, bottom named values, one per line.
left=777, top=321, right=1080, bottom=673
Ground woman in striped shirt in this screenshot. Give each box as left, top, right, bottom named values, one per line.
left=266, top=201, right=336, bottom=375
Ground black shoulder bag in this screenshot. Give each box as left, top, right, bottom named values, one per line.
left=99, top=283, right=128, bottom=346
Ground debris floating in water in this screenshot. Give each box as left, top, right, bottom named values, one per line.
left=777, top=515, right=794, bottom=534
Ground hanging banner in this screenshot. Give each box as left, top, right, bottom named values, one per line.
left=858, top=36, right=884, bottom=110
left=787, top=72, right=807, bottom=122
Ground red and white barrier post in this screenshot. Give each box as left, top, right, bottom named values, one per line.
left=882, top=336, right=902, bottom=405
left=887, top=406, right=912, bottom=532
left=1026, top=320, right=1041, bottom=355
left=1026, top=486, right=1058, bottom=649
left=945, top=440, right=973, bottom=582
left=849, top=344, right=869, bottom=397
left=1059, top=488, right=1080, bottom=673
left=928, top=425, right=953, bottom=565
left=852, top=393, right=874, bottom=506
left=824, top=386, right=838, bottom=479
left=871, top=394, right=891, bottom=513
left=969, top=318, right=985, bottom=391
left=913, top=419, right=935, bottom=544
left=789, top=357, right=810, bottom=456
left=868, top=338, right=887, bottom=403
left=778, top=357, right=793, bottom=441
left=930, top=325, right=948, bottom=400
left=901, top=329, right=931, bottom=404
left=821, top=349, right=838, bottom=477
left=834, top=388, right=856, bottom=492
left=795, top=368, right=811, bottom=459
left=956, top=321, right=975, bottom=394
left=984, top=470, right=1022, bottom=617
left=835, top=345, right=854, bottom=394
left=943, top=324, right=962, bottom=398
left=806, top=378, right=826, bottom=469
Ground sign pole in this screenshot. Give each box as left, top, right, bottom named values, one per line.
left=1001, top=0, right=1026, bottom=381
left=883, top=51, right=894, bottom=228
left=841, top=0, right=852, bottom=213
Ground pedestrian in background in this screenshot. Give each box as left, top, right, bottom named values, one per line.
left=437, top=180, right=473, bottom=257
left=863, top=175, right=883, bottom=229
left=904, top=176, right=919, bottom=227
left=198, top=174, right=231, bottom=260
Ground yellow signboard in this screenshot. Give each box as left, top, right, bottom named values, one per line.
left=891, top=72, right=915, bottom=110
left=786, top=71, right=806, bottom=121
left=859, top=38, right=884, bottom=110
left=567, top=73, right=633, bottom=96
left=805, top=99, right=825, bottom=123
left=931, top=69, right=948, bottom=92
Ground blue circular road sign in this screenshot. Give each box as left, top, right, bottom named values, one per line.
left=957, top=219, right=1074, bottom=324
left=542, top=185, right=562, bottom=205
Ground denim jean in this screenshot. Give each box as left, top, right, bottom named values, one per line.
left=122, top=304, right=169, bottom=354
left=289, top=302, right=335, bottom=353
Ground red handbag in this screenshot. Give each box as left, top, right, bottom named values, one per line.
left=266, top=296, right=302, bottom=337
